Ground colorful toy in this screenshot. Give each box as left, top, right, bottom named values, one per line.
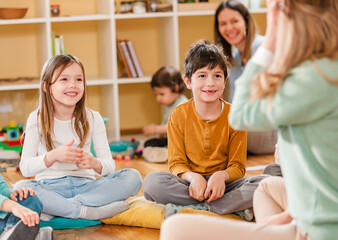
left=124, top=155, right=130, bottom=161
left=0, top=121, right=24, bottom=153
left=109, top=139, right=140, bottom=158
left=116, top=155, right=123, bottom=161
left=0, top=121, right=22, bottom=171
left=136, top=148, right=143, bottom=156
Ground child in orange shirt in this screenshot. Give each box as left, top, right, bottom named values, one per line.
left=143, top=40, right=266, bottom=220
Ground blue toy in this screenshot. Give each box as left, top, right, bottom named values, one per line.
left=109, top=138, right=140, bottom=158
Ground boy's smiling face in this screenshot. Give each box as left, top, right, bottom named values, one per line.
left=184, top=65, right=225, bottom=104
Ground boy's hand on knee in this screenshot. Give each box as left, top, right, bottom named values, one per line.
left=204, top=171, right=228, bottom=203
left=189, top=174, right=208, bottom=201
left=10, top=188, right=37, bottom=202
left=12, top=203, right=40, bottom=227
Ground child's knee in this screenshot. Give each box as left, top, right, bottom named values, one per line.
left=256, top=176, right=284, bottom=193
left=13, top=179, right=35, bottom=190
left=125, top=169, right=142, bottom=185
left=18, top=195, right=43, bottom=215
left=143, top=171, right=164, bottom=193
left=120, top=168, right=143, bottom=195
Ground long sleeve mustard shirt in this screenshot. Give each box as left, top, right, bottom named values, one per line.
left=168, top=98, right=247, bottom=182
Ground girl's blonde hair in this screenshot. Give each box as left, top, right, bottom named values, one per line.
left=38, top=54, right=89, bottom=151
left=251, top=0, right=338, bottom=102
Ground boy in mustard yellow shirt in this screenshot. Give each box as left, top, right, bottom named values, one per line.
left=143, top=40, right=266, bottom=220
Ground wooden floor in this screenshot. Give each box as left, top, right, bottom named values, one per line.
left=2, top=154, right=274, bottom=240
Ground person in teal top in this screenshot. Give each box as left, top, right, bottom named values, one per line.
left=229, top=0, right=338, bottom=239
left=0, top=174, right=48, bottom=239
left=159, top=1, right=337, bottom=240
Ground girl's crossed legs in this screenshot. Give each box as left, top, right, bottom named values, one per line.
left=15, top=168, right=142, bottom=219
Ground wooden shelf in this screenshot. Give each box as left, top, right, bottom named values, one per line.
left=0, top=0, right=266, bottom=140
left=117, top=77, right=151, bottom=84
left=50, top=14, right=111, bottom=22
left=0, top=18, right=47, bottom=25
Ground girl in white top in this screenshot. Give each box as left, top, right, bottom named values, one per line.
left=17, top=54, right=142, bottom=220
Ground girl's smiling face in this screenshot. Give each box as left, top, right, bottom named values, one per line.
left=50, top=62, right=85, bottom=111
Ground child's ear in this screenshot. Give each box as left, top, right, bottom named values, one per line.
left=183, top=75, right=192, bottom=89
left=42, top=81, right=47, bottom=92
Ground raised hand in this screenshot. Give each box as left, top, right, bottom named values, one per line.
left=263, top=0, right=282, bottom=52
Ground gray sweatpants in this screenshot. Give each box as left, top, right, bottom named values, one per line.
left=143, top=172, right=267, bottom=214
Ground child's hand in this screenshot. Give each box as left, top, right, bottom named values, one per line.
left=77, top=151, right=102, bottom=174
left=263, top=0, right=281, bottom=52
left=143, top=124, right=157, bottom=136
left=10, top=188, right=36, bottom=202
left=12, top=204, right=40, bottom=227
left=204, top=171, right=228, bottom=203
left=189, top=174, right=208, bottom=201
left=47, top=139, right=84, bottom=165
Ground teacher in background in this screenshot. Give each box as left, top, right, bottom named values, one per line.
left=214, top=0, right=277, bottom=155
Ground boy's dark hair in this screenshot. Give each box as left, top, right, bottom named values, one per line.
left=184, top=39, right=228, bottom=81
left=151, top=66, right=185, bottom=93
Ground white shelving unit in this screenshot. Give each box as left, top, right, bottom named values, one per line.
left=0, top=0, right=265, bottom=141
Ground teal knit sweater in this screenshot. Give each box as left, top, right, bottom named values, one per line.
left=229, top=56, right=338, bottom=240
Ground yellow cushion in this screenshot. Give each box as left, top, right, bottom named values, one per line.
left=178, top=208, right=244, bottom=221
left=102, top=197, right=244, bottom=229
left=101, top=197, right=164, bottom=229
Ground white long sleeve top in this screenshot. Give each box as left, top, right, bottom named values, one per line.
left=20, top=109, right=115, bottom=180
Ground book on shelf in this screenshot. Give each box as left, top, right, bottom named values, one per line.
left=116, top=41, right=130, bottom=78
left=116, top=39, right=144, bottom=78
left=59, top=35, right=66, bottom=54
left=126, top=40, right=144, bottom=78
left=118, top=40, right=138, bottom=78
left=51, top=32, right=67, bottom=56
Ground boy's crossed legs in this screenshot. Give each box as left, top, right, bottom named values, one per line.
left=160, top=176, right=311, bottom=240
left=143, top=171, right=267, bottom=217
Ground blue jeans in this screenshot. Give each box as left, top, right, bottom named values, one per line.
left=0, top=195, right=42, bottom=233
left=15, top=168, right=142, bottom=219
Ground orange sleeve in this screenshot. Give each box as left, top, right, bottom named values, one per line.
left=225, top=129, right=247, bottom=182
left=168, top=108, right=191, bottom=176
